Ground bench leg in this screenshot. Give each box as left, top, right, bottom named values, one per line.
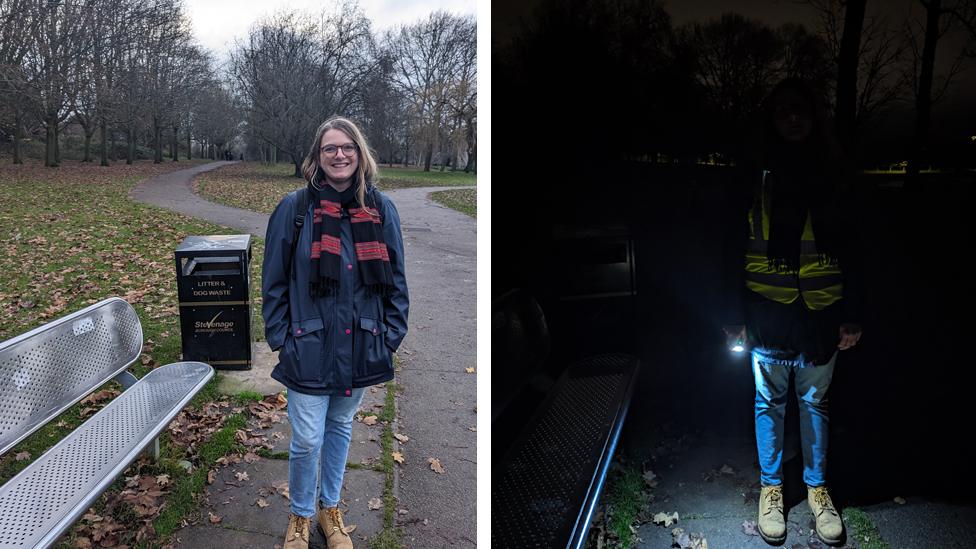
left=113, top=370, right=138, bottom=390
left=149, top=438, right=160, bottom=461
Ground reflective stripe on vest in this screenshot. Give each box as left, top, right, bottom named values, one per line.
left=746, top=171, right=843, bottom=310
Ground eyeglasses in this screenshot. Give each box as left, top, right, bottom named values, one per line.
left=320, top=143, right=358, bottom=157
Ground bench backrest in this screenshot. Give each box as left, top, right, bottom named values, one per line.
left=0, top=297, right=143, bottom=455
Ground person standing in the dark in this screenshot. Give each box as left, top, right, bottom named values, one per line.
left=722, top=78, right=863, bottom=546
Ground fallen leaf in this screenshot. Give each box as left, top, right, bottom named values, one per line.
left=235, top=471, right=249, bottom=482
left=243, top=452, right=260, bottom=463
left=393, top=433, right=409, bottom=443
left=464, top=367, right=475, bottom=373
left=207, top=470, right=217, bottom=485
left=216, top=454, right=241, bottom=466
left=468, top=426, right=476, bottom=432
left=155, top=474, right=170, bottom=487
left=398, top=509, right=408, bottom=515
left=368, top=497, right=383, bottom=510
left=742, top=520, right=759, bottom=536
left=274, top=481, right=290, bottom=500
left=74, top=538, right=93, bottom=548
left=720, top=464, right=735, bottom=476
left=894, top=496, right=906, bottom=505
left=256, top=498, right=270, bottom=508
left=644, top=469, right=658, bottom=488
left=208, top=512, right=222, bottom=524
left=14, top=451, right=30, bottom=461
left=428, top=457, right=445, bottom=474
left=80, top=407, right=98, bottom=418
left=362, top=415, right=378, bottom=426
left=80, top=389, right=118, bottom=405
left=653, top=511, right=679, bottom=527
left=672, top=527, right=708, bottom=549
left=392, top=452, right=404, bottom=464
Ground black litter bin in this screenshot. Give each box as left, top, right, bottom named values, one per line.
left=175, top=235, right=253, bottom=370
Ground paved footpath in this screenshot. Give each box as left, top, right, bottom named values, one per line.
left=130, top=162, right=477, bottom=547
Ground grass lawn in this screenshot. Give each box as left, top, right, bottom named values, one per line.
left=196, top=162, right=477, bottom=214
left=0, top=157, right=266, bottom=547
left=429, top=188, right=477, bottom=217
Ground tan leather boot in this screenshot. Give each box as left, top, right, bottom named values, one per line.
left=758, top=484, right=787, bottom=543
left=283, top=514, right=310, bottom=549
left=318, top=505, right=355, bottom=549
left=808, top=486, right=844, bottom=544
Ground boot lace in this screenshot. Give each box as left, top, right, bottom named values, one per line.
left=811, top=487, right=838, bottom=516
left=328, top=507, right=347, bottom=535
left=763, top=486, right=783, bottom=513
left=289, top=515, right=310, bottom=542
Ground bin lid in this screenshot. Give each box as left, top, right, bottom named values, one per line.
left=176, top=235, right=252, bottom=252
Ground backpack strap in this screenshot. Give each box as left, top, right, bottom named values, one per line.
left=288, top=187, right=309, bottom=280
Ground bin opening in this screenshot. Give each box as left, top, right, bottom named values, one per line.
left=182, top=256, right=242, bottom=276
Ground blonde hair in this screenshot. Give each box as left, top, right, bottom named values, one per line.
left=301, top=116, right=380, bottom=208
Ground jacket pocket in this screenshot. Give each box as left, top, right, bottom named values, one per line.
left=356, top=316, right=391, bottom=378
left=281, top=317, right=327, bottom=383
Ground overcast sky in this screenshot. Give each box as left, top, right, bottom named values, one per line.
left=185, top=0, right=476, bottom=61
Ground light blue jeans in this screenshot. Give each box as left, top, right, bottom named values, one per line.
left=287, top=387, right=366, bottom=517
left=752, top=349, right=836, bottom=487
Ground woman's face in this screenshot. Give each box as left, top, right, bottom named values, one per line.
left=772, top=90, right=813, bottom=142
left=319, top=128, right=359, bottom=185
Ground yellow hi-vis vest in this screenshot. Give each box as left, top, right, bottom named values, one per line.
left=746, top=171, right=843, bottom=310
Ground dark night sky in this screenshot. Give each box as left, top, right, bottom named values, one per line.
left=494, top=0, right=976, bottom=122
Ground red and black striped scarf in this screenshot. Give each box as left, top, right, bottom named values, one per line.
left=309, top=181, right=394, bottom=297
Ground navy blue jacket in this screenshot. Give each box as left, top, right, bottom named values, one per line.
left=262, top=186, right=409, bottom=395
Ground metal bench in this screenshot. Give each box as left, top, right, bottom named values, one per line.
left=0, top=297, right=214, bottom=548
left=492, top=290, right=640, bottom=549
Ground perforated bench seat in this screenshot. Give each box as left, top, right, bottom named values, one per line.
left=0, top=362, right=211, bottom=548
left=0, top=298, right=213, bottom=548
left=492, top=353, right=640, bottom=549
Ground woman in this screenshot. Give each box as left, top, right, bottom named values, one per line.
left=262, top=116, right=409, bottom=549
left=722, top=79, right=862, bottom=546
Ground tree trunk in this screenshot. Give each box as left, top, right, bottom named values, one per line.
left=12, top=111, right=23, bottom=165
left=836, top=0, right=866, bottom=162
left=127, top=127, right=135, bottom=165
left=293, top=156, right=302, bottom=178
left=186, top=126, right=192, bottom=160
left=172, top=125, right=178, bottom=161
left=154, top=123, right=163, bottom=163
left=464, top=119, right=475, bottom=173
left=423, top=143, right=433, bottom=172
left=100, top=118, right=109, bottom=166
left=110, top=130, right=117, bottom=162
left=907, top=0, right=941, bottom=183
left=82, top=132, right=92, bottom=162
left=45, top=118, right=57, bottom=167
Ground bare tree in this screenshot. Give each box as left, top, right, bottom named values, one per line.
left=0, top=0, right=41, bottom=164
left=194, top=82, right=240, bottom=159
left=387, top=12, right=476, bottom=171
left=806, top=0, right=910, bottom=161
left=20, top=0, right=95, bottom=166
left=231, top=4, right=377, bottom=176
left=684, top=13, right=783, bottom=123
left=231, top=12, right=322, bottom=176
left=903, top=0, right=970, bottom=178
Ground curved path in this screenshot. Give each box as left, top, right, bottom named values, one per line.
left=131, top=162, right=477, bottom=548
left=130, top=161, right=268, bottom=237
